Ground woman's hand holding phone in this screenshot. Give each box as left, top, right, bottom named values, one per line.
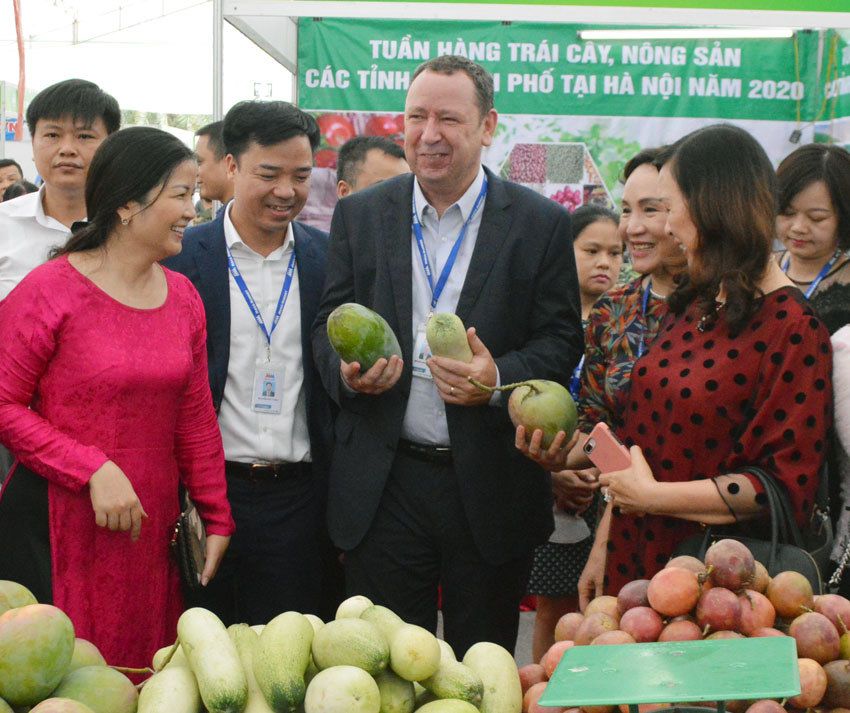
left=597, top=444, right=660, bottom=515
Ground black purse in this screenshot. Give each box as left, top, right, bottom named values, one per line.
left=170, top=496, right=207, bottom=592
left=674, top=465, right=832, bottom=594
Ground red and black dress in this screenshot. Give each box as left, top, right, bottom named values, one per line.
left=605, top=287, right=832, bottom=594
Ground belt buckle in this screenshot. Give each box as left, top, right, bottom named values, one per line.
left=250, top=462, right=271, bottom=482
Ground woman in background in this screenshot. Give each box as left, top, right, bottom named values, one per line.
left=775, top=143, right=850, bottom=335
left=0, top=127, right=234, bottom=668
left=528, top=203, right=622, bottom=662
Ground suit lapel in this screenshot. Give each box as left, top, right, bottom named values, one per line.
left=293, top=223, right=320, bottom=356
left=193, top=212, right=231, bottom=405
left=455, top=169, right=512, bottom=323
left=197, top=213, right=231, bottom=340
left=293, top=223, right=319, bottom=417
left=385, top=175, right=415, bottom=361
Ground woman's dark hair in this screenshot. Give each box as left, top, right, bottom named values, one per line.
left=52, top=127, right=194, bottom=257
left=777, top=143, right=850, bottom=252
left=622, top=147, right=664, bottom=182
left=3, top=180, right=38, bottom=202
left=656, top=124, right=776, bottom=336
left=571, top=204, right=619, bottom=242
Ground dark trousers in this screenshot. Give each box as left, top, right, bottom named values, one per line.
left=0, top=464, right=52, bottom=603
left=344, top=450, right=533, bottom=658
left=186, top=467, right=323, bottom=626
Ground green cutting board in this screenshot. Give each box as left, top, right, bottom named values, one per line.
left=540, top=637, right=800, bottom=707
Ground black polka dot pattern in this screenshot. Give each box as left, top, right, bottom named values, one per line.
left=604, top=287, right=832, bottom=595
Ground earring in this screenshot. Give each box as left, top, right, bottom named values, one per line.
left=121, top=218, right=129, bottom=226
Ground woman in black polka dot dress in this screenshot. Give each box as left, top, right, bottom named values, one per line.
left=583, top=125, right=834, bottom=597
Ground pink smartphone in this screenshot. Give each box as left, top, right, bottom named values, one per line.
left=584, top=423, right=632, bottom=473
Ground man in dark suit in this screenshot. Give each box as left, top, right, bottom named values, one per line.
left=312, top=56, right=582, bottom=655
left=164, top=100, right=334, bottom=625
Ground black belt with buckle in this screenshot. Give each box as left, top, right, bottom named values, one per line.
left=225, top=460, right=311, bottom=482
left=397, top=439, right=453, bottom=464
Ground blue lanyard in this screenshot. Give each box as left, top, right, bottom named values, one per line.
left=226, top=242, right=297, bottom=356
left=782, top=249, right=843, bottom=299
left=412, top=177, right=488, bottom=312
left=569, top=354, right=585, bottom=400
left=637, top=277, right=652, bottom=359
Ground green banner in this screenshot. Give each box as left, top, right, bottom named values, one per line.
left=300, top=0, right=845, bottom=9
left=299, top=19, right=821, bottom=121
left=826, top=30, right=850, bottom=123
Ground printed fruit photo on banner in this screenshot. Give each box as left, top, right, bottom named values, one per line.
left=299, top=111, right=406, bottom=232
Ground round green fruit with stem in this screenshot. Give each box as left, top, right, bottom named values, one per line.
left=508, top=380, right=578, bottom=449
left=468, top=377, right=577, bottom=449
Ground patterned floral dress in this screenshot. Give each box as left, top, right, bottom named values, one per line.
left=578, top=276, right=669, bottom=431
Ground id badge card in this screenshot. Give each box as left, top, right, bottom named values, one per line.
left=411, top=324, right=433, bottom=380
left=252, top=363, right=284, bottom=414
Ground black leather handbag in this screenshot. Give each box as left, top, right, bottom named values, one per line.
left=674, top=465, right=832, bottom=594
left=170, top=496, right=207, bottom=592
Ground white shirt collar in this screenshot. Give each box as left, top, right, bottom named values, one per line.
left=223, top=201, right=294, bottom=258
left=413, top=166, right=486, bottom=223
left=0, top=184, right=71, bottom=232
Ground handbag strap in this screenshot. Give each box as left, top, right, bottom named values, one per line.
left=741, top=465, right=808, bottom=547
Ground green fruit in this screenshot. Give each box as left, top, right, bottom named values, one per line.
left=374, top=669, right=415, bottom=713
left=303, top=665, right=380, bottom=713
left=426, top=314, right=472, bottom=362
left=415, top=701, right=481, bottom=713
left=0, top=604, right=75, bottom=706
left=509, top=379, right=577, bottom=449
left=419, top=659, right=483, bottom=707
left=311, top=618, right=389, bottom=675
left=66, top=639, right=106, bottom=673
left=51, top=666, right=137, bottom=713
left=253, top=611, right=314, bottom=713
left=29, top=699, right=96, bottom=713
left=0, top=581, right=38, bottom=616
left=360, top=606, right=404, bottom=645
left=388, top=624, right=440, bottom=682
left=327, top=304, right=401, bottom=371
left=840, top=630, right=850, bottom=660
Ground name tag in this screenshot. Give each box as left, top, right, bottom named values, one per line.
left=412, top=324, right=433, bottom=380
left=252, top=364, right=284, bottom=414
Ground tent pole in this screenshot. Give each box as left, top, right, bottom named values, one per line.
left=213, top=0, right=224, bottom=121
left=1, top=81, right=6, bottom=160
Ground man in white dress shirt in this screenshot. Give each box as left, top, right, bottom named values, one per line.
left=164, top=101, right=334, bottom=624
left=0, top=79, right=120, bottom=300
